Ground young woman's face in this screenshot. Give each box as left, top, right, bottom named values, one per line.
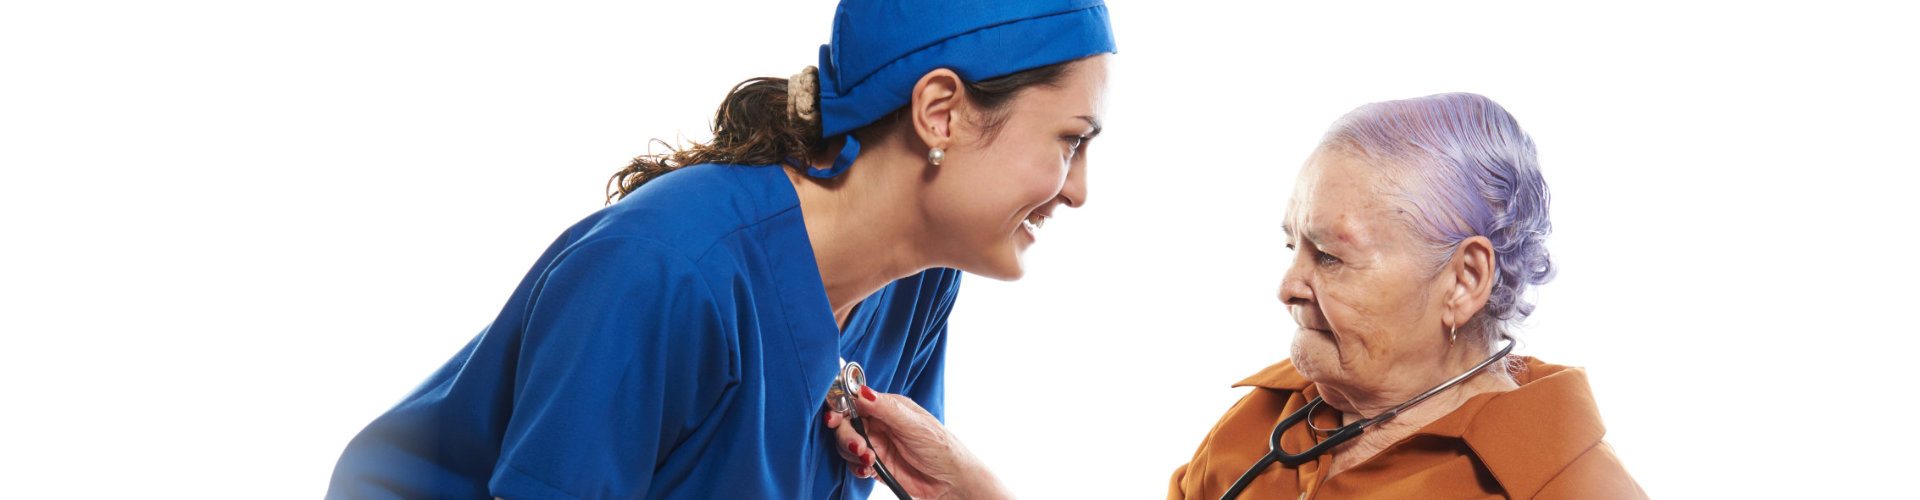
left=926, top=55, right=1108, bottom=280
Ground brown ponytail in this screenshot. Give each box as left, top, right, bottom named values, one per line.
left=605, top=60, right=1078, bottom=204
left=606, top=76, right=826, bottom=203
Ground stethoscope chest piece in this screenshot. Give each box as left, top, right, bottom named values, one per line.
left=827, top=361, right=865, bottom=416
left=825, top=360, right=912, bottom=499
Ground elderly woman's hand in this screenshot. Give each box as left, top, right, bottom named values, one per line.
left=823, top=386, right=1012, bottom=500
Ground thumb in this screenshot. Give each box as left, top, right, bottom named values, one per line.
left=854, top=385, right=914, bottom=420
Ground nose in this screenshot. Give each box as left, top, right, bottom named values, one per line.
left=1278, top=256, right=1313, bottom=307
left=1059, top=156, right=1088, bottom=208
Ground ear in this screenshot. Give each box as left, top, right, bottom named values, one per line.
left=1443, top=235, right=1497, bottom=330
left=909, top=69, right=963, bottom=152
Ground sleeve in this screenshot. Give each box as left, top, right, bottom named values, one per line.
left=1534, top=441, right=1649, bottom=500
left=488, top=236, right=737, bottom=500
left=1165, top=431, right=1206, bottom=500
left=898, top=268, right=960, bottom=424
left=1168, top=391, right=1263, bottom=500
left=1166, top=463, right=1193, bottom=500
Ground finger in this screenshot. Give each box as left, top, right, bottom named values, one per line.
left=852, top=385, right=889, bottom=419
left=833, top=421, right=867, bottom=463
left=853, top=386, right=936, bottom=427
left=824, top=408, right=841, bottom=429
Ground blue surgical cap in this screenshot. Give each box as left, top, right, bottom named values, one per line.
left=807, top=0, right=1116, bottom=178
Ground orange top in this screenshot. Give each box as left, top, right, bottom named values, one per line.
left=1167, top=357, right=1645, bottom=499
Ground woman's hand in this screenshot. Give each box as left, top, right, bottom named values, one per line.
left=824, top=386, right=1012, bottom=500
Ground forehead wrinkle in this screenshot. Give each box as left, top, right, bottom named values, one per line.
left=1297, top=154, right=1408, bottom=254
left=1283, top=164, right=1319, bottom=243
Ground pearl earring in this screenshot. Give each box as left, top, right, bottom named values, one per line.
left=928, top=147, right=945, bottom=166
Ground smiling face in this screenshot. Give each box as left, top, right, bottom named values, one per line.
left=923, top=55, right=1108, bottom=280
left=1280, top=150, right=1461, bottom=412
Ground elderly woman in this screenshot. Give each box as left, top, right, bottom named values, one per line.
left=828, top=93, right=1644, bottom=499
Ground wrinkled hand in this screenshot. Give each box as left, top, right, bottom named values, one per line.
left=823, top=385, right=1011, bottom=500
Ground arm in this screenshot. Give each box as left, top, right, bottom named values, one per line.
left=829, top=387, right=1015, bottom=500
left=489, top=237, right=735, bottom=499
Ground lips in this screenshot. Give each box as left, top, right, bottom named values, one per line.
left=1290, top=306, right=1333, bottom=336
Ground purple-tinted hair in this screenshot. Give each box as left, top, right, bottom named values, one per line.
left=1318, top=93, right=1554, bottom=344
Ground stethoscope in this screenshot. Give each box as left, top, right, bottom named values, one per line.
left=1217, top=337, right=1516, bottom=500
left=826, top=360, right=915, bottom=499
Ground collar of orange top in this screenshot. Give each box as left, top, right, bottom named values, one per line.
left=1231, top=356, right=1608, bottom=499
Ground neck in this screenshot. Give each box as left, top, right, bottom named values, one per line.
left=1325, top=345, right=1517, bottom=476
left=785, top=142, right=933, bottom=326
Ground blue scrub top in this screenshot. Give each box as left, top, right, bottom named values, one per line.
left=327, top=163, right=960, bottom=499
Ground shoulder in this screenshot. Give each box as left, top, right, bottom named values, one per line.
left=532, top=235, right=715, bottom=299
left=518, top=235, right=735, bottom=355
left=1189, top=360, right=1312, bottom=453
left=1459, top=357, right=1646, bottom=499
left=575, top=163, right=800, bottom=260
left=1536, top=441, right=1648, bottom=499
left=1169, top=370, right=1305, bottom=498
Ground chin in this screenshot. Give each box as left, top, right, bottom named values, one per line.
left=975, top=259, right=1026, bottom=281
left=1288, top=333, right=1334, bottom=381
left=960, top=248, right=1027, bottom=281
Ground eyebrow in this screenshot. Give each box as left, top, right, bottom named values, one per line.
left=1281, top=221, right=1337, bottom=246
left=1077, top=115, right=1103, bottom=137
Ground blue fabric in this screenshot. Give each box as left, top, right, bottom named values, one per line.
left=808, top=134, right=861, bottom=179
left=326, top=163, right=961, bottom=500
left=817, top=0, right=1121, bottom=138
left=817, top=0, right=1117, bottom=139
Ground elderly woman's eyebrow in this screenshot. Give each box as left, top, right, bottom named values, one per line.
left=1281, top=223, right=1332, bottom=246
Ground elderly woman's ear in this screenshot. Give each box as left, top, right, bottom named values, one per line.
left=1442, top=235, right=1498, bottom=331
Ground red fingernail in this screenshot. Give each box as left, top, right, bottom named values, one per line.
left=861, top=453, right=871, bottom=464
left=847, top=442, right=858, bottom=453
left=861, top=385, right=877, bottom=402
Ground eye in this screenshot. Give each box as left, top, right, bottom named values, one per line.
left=1062, top=135, right=1087, bottom=158
left=1314, top=249, right=1341, bottom=267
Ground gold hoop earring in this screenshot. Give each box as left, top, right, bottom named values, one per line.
left=1449, top=323, right=1458, bottom=345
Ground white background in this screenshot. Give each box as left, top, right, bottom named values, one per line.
left=4, top=0, right=1917, bottom=498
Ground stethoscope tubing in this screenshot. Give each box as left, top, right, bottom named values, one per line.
left=850, top=414, right=914, bottom=499
left=1217, top=338, right=1516, bottom=500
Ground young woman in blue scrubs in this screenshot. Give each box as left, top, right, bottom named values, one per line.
left=325, top=1, right=1115, bottom=498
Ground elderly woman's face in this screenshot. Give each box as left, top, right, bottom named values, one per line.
left=1280, top=151, right=1455, bottom=411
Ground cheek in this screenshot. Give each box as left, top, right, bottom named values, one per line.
left=1317, top=280, right=1397, bottom=362
left=1323, top=271, right=1435, bottom=362
left=1318, top=285, right=1371, bottom=338
left=1004, top=148, right=1069, bottom=196
left=976, top=152, right=1068, bottom=214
